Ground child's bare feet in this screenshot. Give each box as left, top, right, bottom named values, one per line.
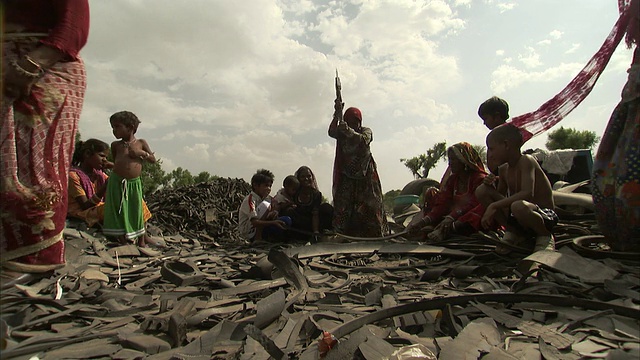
left=136, top=235, right=148, bottom=248
left=495, top=231, right=527, bottom=255
left=118, top=235, right=128, bottom=245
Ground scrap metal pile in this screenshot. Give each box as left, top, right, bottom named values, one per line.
left=1, top=182, right=639, bottom=359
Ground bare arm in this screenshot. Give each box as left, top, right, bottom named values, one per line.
left=139, top=139, right=156, bottom=163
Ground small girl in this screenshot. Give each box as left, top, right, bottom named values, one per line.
left=272, top=175, right=300, bottom=213
left=67, top=139, right=111, bottom=227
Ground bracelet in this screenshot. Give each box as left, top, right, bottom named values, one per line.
left=24, top=55, right=45, bottom=73
left=451, top=222, right=457, bottom=232
left=10, top=59, right=43, bottom=78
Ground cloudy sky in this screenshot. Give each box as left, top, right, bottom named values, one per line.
left=79, top=0, right=633, bottom=199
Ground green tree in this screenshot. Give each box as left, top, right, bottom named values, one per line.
left=193, top=171, right=218, bottom=183
left=141, top=158, right=169, bottom=196
left=400, top=141, right=447, bottom=179
left=545, top=127, right=599, bottom=151
left=168, top=167, right=194, bottom=188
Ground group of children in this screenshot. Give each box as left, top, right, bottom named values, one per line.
left=69, top=111, right=157, bottom=247
left=475, top=97, right=558, bottom=252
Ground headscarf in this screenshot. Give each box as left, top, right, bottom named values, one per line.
left=343, top=107, right=362, bottom=130
left=448, top=142, right=486, bottom=174
left=295, top=165, right=319, bottom=191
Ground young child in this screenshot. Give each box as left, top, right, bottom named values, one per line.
left=238, top=169, right=289, bottom=242
left=478, top=96, right=510, bottom=130
left=272, top=175, right=299, bottom=213
left=478, top=124, right=558, bottom=253
left=103, top=111, right=156, bottom=247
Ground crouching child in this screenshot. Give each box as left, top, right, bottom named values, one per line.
left=238, top=169, right=291, bottom=242
left=477, top=124, right=558, bottom=253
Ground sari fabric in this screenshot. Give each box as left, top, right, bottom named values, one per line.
left=0, top=39, right=86, bottom=272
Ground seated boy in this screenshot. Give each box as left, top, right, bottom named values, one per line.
left=477, top=124, right=558, bottom=253
left=238, top=169, right=290, bottom=242
left=272, top=175, right=299, bottom=213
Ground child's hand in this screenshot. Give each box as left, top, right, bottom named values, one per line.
left=273, top=220, right=287, bottom=229
left=483, top=174, right=497, bottom=186
left=481, top=204, right=496, bottom=229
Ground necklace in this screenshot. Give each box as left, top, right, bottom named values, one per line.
left=121, top=138, right=136, bottom=148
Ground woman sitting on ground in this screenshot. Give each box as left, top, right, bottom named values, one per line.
left=283, top=166, right=334, bottom=240
left=406, top=142, right=487, bottom=241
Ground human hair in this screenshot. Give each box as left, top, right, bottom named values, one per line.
left=283, top=175, right=299, bottom=188
left=110, top=111, right=141, bottom=133
left=251, top=169, right=275, bottom=187
left=478, top=96, right=510, bottom=121
left=488, top=123, right=523, bottom=147
left=72, top=138, right=109, bottom=166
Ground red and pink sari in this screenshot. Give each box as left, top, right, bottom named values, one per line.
left=1, top=37, right=86, bottom=272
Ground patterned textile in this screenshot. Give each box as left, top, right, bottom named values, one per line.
left=426, top=171, right=486, bottom=229
left=329, top=108, right=388, bottom=237
left=510, top=1, right=635, bottom=142
left=1, top=39, right=86, bottom=272
left=69, top=167, right=106, bottom=200
left=449, top=142, right=486, bottom=174
left=592, top=47, right=640, bottom=251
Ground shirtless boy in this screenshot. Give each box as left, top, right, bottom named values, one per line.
left=103, top=111, right=156, bottom=247
left=477, top=124, right=558, bottom=253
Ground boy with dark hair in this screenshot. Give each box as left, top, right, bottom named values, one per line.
left=478, top=96, right=510, bottom=130
left=477, top=124, right=558, bottom=253
left=238, top=169, right=289, bottom=242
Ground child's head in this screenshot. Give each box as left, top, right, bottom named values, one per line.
left=251, top=169, right=275, bottom=198
left=486, top=124, right=522, bottom=168
left=109, top=111, right=141, bottom=136
left=283, top=175, right=300, bottom=197
left=478, top=96, right=509, bottom=130
left=72, top=138, right=109, bottom=168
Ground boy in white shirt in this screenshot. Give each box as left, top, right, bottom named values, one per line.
left=238, top=169, right=289, bottom=242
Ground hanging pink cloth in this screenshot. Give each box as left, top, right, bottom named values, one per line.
left=511, top=0, right=635, bottom=142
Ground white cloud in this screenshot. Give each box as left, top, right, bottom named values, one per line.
left=565, top=43, right=581, bottom=54
left=76, top=0, right=630, bottom=199
left=518, top=46, right=542, bottom=68
left=549, top=30, right=563, bottom=39
left=490, top=62, right=583, bottom=93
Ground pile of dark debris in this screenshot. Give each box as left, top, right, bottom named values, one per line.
left=1, top=178, right=638, bottom=359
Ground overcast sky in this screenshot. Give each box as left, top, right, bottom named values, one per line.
left=79, top=0, right=633, bottom=199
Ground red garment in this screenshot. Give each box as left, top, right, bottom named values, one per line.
left=4, top=0, right=90, bottom=60
left=426, top=171, right=485, bottom=226
left=510, top=0, right=635, bottom=142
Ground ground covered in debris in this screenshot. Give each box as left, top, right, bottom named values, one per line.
left=1, top=179, right=639, bottom=359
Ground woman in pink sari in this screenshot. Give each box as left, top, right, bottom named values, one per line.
left=1, top=0, right=90, bottom=275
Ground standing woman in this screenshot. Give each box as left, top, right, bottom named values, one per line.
left=592, top=0, right=640, bottom=251
left=1, top=0, right=90, bottom=274
left=329, top=101, right=388, bottom=237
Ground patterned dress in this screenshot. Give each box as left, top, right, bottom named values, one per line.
left=592, top=46, right=640, bottom=251
left=329, top=107, right=388, bottom=237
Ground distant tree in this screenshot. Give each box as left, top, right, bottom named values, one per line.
left=141, top=159, right=169, bottom=196
left=383, top=189, right=401, bottom=213
left=168, top=167, right=194, bottom=188
left=401, top=141, right=447, bottom=179
left=193, top=171, right=218, bottom=183
left=545, top=127, right=599, bottom=151
left=472, top=144, right=487, bottom=166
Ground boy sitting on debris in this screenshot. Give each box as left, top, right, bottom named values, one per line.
left=238, top=169, right=290, bottom=242
left=272, top=175, right=300, bottom=213
left=477, top=124, right=558, bottom=253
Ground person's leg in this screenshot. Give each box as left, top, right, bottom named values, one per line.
left=475, top=184, right=508, bottom=227
left=510, top=201, right=555, bottom=251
